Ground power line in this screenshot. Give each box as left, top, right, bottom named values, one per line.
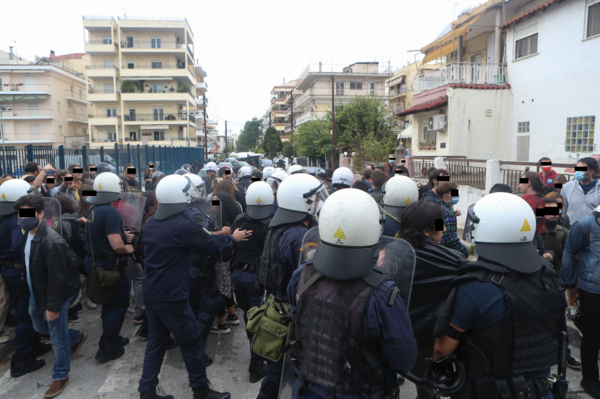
left=204, top=111, right=246, bottom=126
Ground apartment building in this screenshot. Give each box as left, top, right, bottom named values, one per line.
left=82, top=15, right=207, bottom=148
left=270, top=80, right=297, bottom=142
left=0, top=54, right=90, bottom=149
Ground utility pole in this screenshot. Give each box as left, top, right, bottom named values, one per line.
left=290, top=88, right=294, bottom=158
left=225, top=120, right=228, bottom=158
left=331, top=75, right=335, bottom=170
left=269, top=111, right=272, bottom=159
left=203, top=94, right=208, bottom=161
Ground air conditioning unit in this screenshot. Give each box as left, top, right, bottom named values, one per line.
left=428, top=115, right=446, bottom=131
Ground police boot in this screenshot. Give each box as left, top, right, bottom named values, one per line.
left=192, top=385, right=231, bottom=399
left=10, top=356, right=46, bottom=378
left=248, top=359, right=267, bottom=383
left=136, top=319, right=149, bottom=340
left=95, top=336, right=125, bottom=363
left=139, top=387, right=174, bottom=399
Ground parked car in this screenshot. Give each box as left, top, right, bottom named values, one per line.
left=305, top=167, right=325, bottom=176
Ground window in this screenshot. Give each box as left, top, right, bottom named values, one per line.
left=335, top=81, right=344, bottom=95
left=401, top=84, right=407, bottom=94
left=151, top=61, right=162, bottom=69
left=106, top=108, right=117, bottom=117
left=72, top=126, right=77, bottom=135
left=56, top=101, right=61, bottom=112
left=154, top=131, right=165, bottom=141
left=30, top=124, right=40, bottom=140
left=152, top=84, right=163, bottom=93
left=126, top=37, right=134, bottom=48
left=153, top=108, right=164, bottom=121
left=370, top=82, right=376, bottom=96
left=59, top=125, right=62, bottom=136
left=419, top=125, right=436, bottom=150
left=518, top=122, right=530, bottom=133
left=151, top=38, right=162, bottom=48
left=515, top=22, right=538, bottom=59
left=82, top=128, right=86, bottom=137
left=102, top=36, right=112, bottom=44
left=129, top=108, right=136, bottom=121
left=565, top=116, right=596, bottom=152
left=105, top=83, right=114, bottom=93
left=588, top=1, right=600, bottom=38
left=103, top=60, right=115, bottom=69
left=127, top=61, right=135, bottom=69
left=107, top=131, right=116, bottom=141
left=349, top=82, right=363, bottom=90
left=130, top=131, right=137, bottom=141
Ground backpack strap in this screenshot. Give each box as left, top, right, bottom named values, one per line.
left=295, top=270, right=323, bottom=307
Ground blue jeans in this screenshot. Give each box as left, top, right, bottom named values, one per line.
left=28, top=300, right=81, bottom=381
left=232, top=268, right=263, bottom=361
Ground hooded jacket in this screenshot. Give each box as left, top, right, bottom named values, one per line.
left=562, top=180, right=600, bottom=223
left=539, top=169, right=559, bottom=187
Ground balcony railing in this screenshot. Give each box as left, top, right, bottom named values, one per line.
left=86, top=65, right=119, bottom=69
left=124, top=113, right=191, bottom=122
left=415, top=63, right=507, bottom=93
left=83, top=15, right=117, bottom=22
left=85, top=40, right=117, bottom=45
left=120, top=41, right=188, bottom=50
left=1, top=83, right=51, bottom=92
left=0, top=133, right=55, bottom=142
left=89, top=89, right=120, bottom=94
left=121, top=64, right=187, bottom=69
left=294, top=87, right=387, bottom=103
left=65, top=90, right=87, bottom=100
left=89, top=114, right=121, bottom=118
left=67, top=112, right=88, bottom=122
left=0, top=108, right=53, bottom=117
left=295, top=113, right=315, bottom=125
left=285, top=124, right=292, bottom=133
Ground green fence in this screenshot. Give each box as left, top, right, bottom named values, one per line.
left=1, top=144, right=205, bottom=186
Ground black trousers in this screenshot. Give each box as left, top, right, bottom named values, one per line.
left=579, top=289, right=600, bottom=380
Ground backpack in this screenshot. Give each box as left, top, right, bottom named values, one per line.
left=62, top=215, right=88, bottom=262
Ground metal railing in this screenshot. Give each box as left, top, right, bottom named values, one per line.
left=89, top=114, right=120, bottom=118
left=86, top=65, right=119, bottom=69
left=415, top=63, right=507, bottom=93
left=65, top=90, right=87, bottom=100
left=298, top=63, right=390, bottom=83
left=85, top=40, right=116, bottom=45
left=123, top=113, right=190, bottom=122
left=88, top=89, right=120, bottom=94
left=120, top=41, right=186, bottom=50
left=121, top=64, right=187, bottom=69
left=500, top=161, right=575, bottom=193
left=446, top=159, right=487, bottom=189
left=0, top=133, right=55, bottom=142
left=284, top=124, right=292, bottom=133
left=83, top=15, right=117, bottom=22
left=67, top=112, right=88, bottom=122
left=1, top=83, right=52, bottom=92
left=117, top=16, right=194, bottom=37
left=294, top=87, right=387, bottom=103
left=1, top=109, right=53, bottom=117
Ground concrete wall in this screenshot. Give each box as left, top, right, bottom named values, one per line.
left=506, top=0, right=600, bottom=164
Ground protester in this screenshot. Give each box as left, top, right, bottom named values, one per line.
left=81, top=172, right=93, bottom=186
left=68, top=164, right=84, bottom=201
left=538, top=157, right=559, bottom=188
left=522, top=194, right=554, bottom=262
left=562, top=157, right=600, bottom=223
left=87, top=165, right=96, bottom=176
left=418, top=168, right=447, bottom=200
left=52, top=172, right=77, bottom=208
left=3, top=174, right=14, bottom=180
left=123, top=164, right=142, bottom=194
left=520, top=171, right=547, bottom=198
left=383, top=154, right=398, bottom=180
left=546, top=191, right=571, bottom=229
left=369, top=170, right=386, bottom=199
left=352, top=179, right=369, bottom=193
left=325, top=168, right=333, bottom=188
left=362, top=168, right=372, bottom=191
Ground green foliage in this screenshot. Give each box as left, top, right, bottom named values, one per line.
left=261, top=127, right=283, bottom=157
left=177, top=82, right=192, bottom=93
left=295, top=119, right=332, bottom=161
left=282, top=142, right=293, bottom=158
left=237, top=118, right=263, bottom=152
left=120, top=81, right=136, bottom=93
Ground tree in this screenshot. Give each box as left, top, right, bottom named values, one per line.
left=282, top=142, right=293, bottom=158
left=237, top=118, right=263, bottom=151
left=295, top=119, right=332, bottom=163
left=261, top=127, right=283, bottom=157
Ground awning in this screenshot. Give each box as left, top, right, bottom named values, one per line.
left=122, top=77, right=173, bottom=81
left=397, top=96, right=448, bottom=117
left=0, top=94, right=47, bottom=101
left=399, top=131, right=412, bottom=139
left=422, top=11, right=490, bottom=64
left=141, top=125, right=169, bottom=130
left=388, top=74, right=406, bottom=87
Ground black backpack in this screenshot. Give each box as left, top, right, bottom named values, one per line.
left=63, top=215, right=88, bottom=261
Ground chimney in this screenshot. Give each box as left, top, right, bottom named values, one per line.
left=319, top=62, right=322, bottom=72
left=50, top=50, right=55, bottom=58
left=283, top=78, right=286, bottom=84
left=9, top=46, right=14, bottom=60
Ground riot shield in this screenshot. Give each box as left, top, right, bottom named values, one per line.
left=374, top=237, right=416, bottom=310
left=119, top=192, right=147, bottom=232
left=43, top=197, right=62, bottom=237
left=197, top=197, right=222, bottom=232
left=299, top=226, right=320, bottom=265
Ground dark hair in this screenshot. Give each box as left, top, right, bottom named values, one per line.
left=212, top=192, right=242, bottom=227
left=352, top=180, right=369, bottom=193
left=54, top=169, right=69, bottom=185
left=398, top=202, right=446, bottom=249
left=317, top=172, right=327, bottom=181
left=371, top=170, right=387, bottom=189
left=545, top=191, right=564, bottom=202
left=13, top=194, right=45, bottom=213
left=78, top=184, right=93, bottom=214
left=3, top=174, right=14, bottom=179
left=375, top=166, right=384, bottom=171
left=538, top=156, right=551, bottom=165
left=87, top=164, right=96, bottom=170
left=24, top=175, right=36, bottom=184
left=24, top=162, right=39, bottom=174
left=522, top=171, right=547, bottom=195
left=579, top=157, right=599, bottom=174
left=489, top=183, right=513, bottom=194
left=82, top=172, right=93, bottom=182
left=143, top=190, right=157, bottom=213
left=542, top=197, right=558, bottom=205
left=214, top=179, right=235, bottom=200
left=252, top=170, right=263, bottom=180
left=57, top=195, right=76, bottom=214
left=434, top=181, right=457, bottom=197
left=428, top=169, right=449, bottom=185
left=363, top=169, right=372, bottom=180
left=325, top=169, right=333, bottom=178
left=68, top=164, right=81, bottom=173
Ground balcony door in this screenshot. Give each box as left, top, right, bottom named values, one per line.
left=126, top=37, right=134, bottom=48
left=129, top=108, right=136, bottom=121
left=103, top=60, right=115, bottom=69
left=107, top=131, right=116, bottom=142
left=153, top=108, right=164, bottom=121
left=28, top=101, right=38, bottom=117
left=151, top=38, right=162, bottom=49
left=106, top=108, right=117, bottom=118
left=24, top=76, right=36, bottom=91
left=105, top=83, right=114, bottom=93
left=130, top=131, right=137, bottom=141
left=154, top=131, right=164, bottom=141
left=335, top=81, right=344, bottom=96
left=470, top=54, right=482, bottom=84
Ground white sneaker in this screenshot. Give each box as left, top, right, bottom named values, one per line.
left=85, top=297, right=98, bottom=309
left=0, top=336, right=9, bottom=344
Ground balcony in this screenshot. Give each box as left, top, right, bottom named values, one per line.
left=84, top=40, right=118, bottom=55
left=285, top=124, right=292, bottom=134
left=67, top=112, right=88, bottom=123
left=0, top=108, right=53, bottom=120
left=120, top=41, right=190, bottom=54
left=196, top=82, right=207, bottom=93
left=295, top=113, right=315, bottom=126
left=88, top=89, right=120, bottom=102
left=120, top=65, right=195, bottom=85
left=89, top=114, right=121, bottom=126
left=85, top=65, right=119, bottom=77
left=415, top=63, right=507, bottom=94
left=123, top=113, right=196, bottom=124
left=0, top=132, right=55, bottom=144
left=0, top=83, right=52, bottom=96
left=65, top=90, right=90, bottom=104
left=121, top=91, right=194, bottom=103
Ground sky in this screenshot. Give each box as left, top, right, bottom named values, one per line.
left=1, top=0, right=482, bottom=135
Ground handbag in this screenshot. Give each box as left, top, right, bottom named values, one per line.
left=86, top=207, right=120, bottom=304
left=247, top=294, right=292, bottom=362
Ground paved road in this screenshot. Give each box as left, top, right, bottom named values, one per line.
left=0, top=305, right=595, bottom=398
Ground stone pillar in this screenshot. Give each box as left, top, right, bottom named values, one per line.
left=434, top=156, right=446, bottom=169
left=485, top=159, right=502, bottom=193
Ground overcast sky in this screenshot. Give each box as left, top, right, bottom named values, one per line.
left=2, top=0, right=481, bottom=135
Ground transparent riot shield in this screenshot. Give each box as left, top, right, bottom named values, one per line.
left=299, top=226, right=320, bottom=265
left=374, top=237, right=416, bottom=310
left=43, top=197, right=62, bottom=237
left=119, top=192, right=147, bottom=233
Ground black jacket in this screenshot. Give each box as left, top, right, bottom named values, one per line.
left=21, top=220, right=80, bottom=313
left=418, top=183, right=431, bottom=200
left=420, top=189, right=441, bottom=203
left=409, top=239, right=467, bottom=344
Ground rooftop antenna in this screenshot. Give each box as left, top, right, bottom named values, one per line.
left=123, top=8, right=127, bottom=18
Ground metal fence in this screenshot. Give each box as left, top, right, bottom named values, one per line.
left=501, top=161, right=574, bottom=193
left=1, top=144, right=205, bottom=186
left=446, top=159, right=487, bottom=189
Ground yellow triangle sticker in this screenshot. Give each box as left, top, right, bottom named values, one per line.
left=333, top=227, right=346, bottom=240
left=1, top=192, right=6, bottom=200
left=97, top=183, right=103, bottom=190
left=256, top=197, right=262, bottom=204
left=520, top=219, right=531, bottom=232
left=404, top=197, right=412, bottom=204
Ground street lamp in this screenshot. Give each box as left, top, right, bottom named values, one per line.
left=0, top=105, right=12, bottom=175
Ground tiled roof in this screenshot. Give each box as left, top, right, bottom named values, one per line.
left=500, top=0, right=564, bottom=30
left=449, top=83, right=511, bottom=90
left=396, top=96, right=448, bottom=117
left=50, top=53, right=86, bottom=60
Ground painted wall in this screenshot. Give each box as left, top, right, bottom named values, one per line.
left=506, top=0, right=600, bottom=163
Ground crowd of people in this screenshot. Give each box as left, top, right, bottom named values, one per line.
left=0, top=153, right=599, bottom=399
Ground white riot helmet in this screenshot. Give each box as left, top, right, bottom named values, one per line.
left=206, top=162, right=218, bottom=172
left=238, top=166, right=253, bottom=179
left=266, top=171, right=289, bottom=192
left=246, top=181, right=275, bottom=220
left=332, top=167, right=353, bottom=187
left=312, top=188, right=384, bottom=280
left=262, top=166, right=276, bottom=181
left=270, top=174, right=323, bottom=227
left=90, top=172, right=123, bottom=205
left=469, top=192, right=542, bottom=273
left=288, top=165, right=306, bottom=175
left=154, top=175, right=193, bottom=220
left=0, top=179, right=33, bottom=215
left=185, top=173, right=207, bottom=200
left=382, top=175, right=419, bottom=221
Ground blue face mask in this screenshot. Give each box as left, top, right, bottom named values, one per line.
left=450, top=196, right=460, bottom=205
left=19, top=217, right=40, bottom=232
left=574, top=171, right=586, bottom=181
left=388, top=159, right=394, bottom=164
left=37, top=188, right=41, bottom=192
left=85, top=197, right=92, bottom=203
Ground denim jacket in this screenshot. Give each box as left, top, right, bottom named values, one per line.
left=560, top=211, right=600, bottom=294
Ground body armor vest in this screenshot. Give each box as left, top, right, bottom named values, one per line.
left=294, top=263, right=389, bottom=398
left=442, top=261, right=560, bottom=397
left=231, top=214, right=270, bottom=271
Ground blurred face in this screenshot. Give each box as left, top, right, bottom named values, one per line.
left=126, top=167, right=136, bottom=179
left=63, top=173, right=74, bottom=188
left=545, top=203, right=559, bottom=222
left=45, top=178, right=55, bottom=188
left=424, top=225, right=446, bottom=244
left=82, top=178, right=93, bottom=185
left=519, top=175, right=531, bottom=193
left=71, top=165, right=83, bottom=180
left=576, top=161, right=594, bottom=181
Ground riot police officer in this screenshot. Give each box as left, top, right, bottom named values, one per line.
left=262, top=166, right=276, bottom=182
left=237, top=166, right=254, bottom=194
left=84, top=172, right=134, bottom=362
left=231, top=181, right=274, bottom=383
left=287, top=188, right=418, bottom=398
left=288, top=165, right=306, bottom=175
left=95, top=161, right=116, bottom=175
left=433, top=193, right=561, bottom=398
left=138, top=175, right=248, bottom=399
left=382, top=175, right=419, bottom=237
left=0, top=180, right=51, bottom=377
left=256, top=173, right=326, bottom=399
left=329, top=166, right=353, bottom=193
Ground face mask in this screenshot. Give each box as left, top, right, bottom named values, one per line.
left=37, top=188, right=41, bottom=192
left=19, top=217, right=40, bottom=232
left=450, top=196, right=460, bottom=205
left=542, top=166, right=552, bottom=173
left=545, top=219, right=559, bottom=229
left=388, top=160, right=394, bottom=164
left=536, top=217, right=543, bottom=227
left=574, top=171, right=586, bottom=181
left=85, top=197, right=92, bottom=203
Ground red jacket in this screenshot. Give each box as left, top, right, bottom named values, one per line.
left=539, top=169, right=559, bottom=187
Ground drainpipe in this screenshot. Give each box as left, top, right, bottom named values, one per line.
left=495, top=7, right=502, bottom=66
